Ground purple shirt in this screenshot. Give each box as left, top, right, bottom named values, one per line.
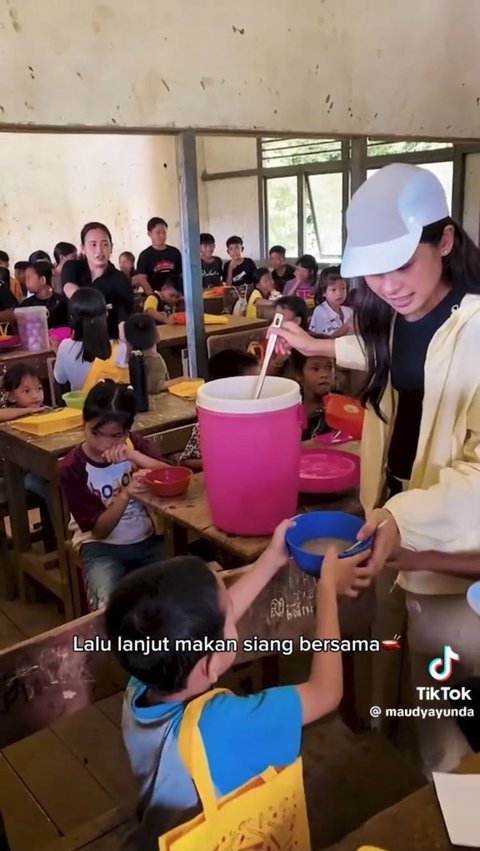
left=282, top=277, right=316, bottom=300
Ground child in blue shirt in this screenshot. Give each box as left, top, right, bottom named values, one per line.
left=105, top=523, right=370, bottom=848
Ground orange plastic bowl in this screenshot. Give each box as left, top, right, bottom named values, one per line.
left=323, top=394, right=364, bottom=440
left=173, top=312, right=186, bottom=325
left=145, top=466, right=192, bottom=498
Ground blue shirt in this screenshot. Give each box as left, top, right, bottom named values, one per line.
left=122, top=679, right=302, bottom=846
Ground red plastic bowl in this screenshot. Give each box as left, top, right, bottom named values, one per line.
left=145, top=466, right=192, bottom=498
left=323, top=394, right=364, bottom=440
left=173, top=312, right=186, bottom=325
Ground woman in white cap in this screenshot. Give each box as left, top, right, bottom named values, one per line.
left=271, top=163, right=480, bottom=775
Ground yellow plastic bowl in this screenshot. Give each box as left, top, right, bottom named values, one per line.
left=62, top=391, right=87, bottom=410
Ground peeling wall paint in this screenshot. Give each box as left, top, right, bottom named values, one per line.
left=1, top=0, right=480, bottom=137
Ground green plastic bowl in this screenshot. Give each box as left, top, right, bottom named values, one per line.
left=62, top=391, right=86, bottom=410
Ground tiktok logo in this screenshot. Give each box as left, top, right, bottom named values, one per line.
left=428, top=645, right=460, bottom=682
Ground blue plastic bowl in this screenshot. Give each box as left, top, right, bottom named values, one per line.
left=467, top=581, right=480, bottom=616
left=285, top=511, right=372, bottom=577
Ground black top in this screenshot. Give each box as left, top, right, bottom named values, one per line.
left=222, top=258, right=257, bottom=288
left=201, top=257, right=223, bottom=288
left=17, top=293, right=69, bottom=328
left=388, top=288, right=463, bottom=480
left=272, top=264, right=296, bottom=294
left=61, top=259, right=134, bottom=336
left=0, top=281, right=18, bottom=314
left=136, top=245, right=182, bottom=292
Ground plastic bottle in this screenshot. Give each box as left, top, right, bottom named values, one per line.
left=128, top=350, right=149, bottom=413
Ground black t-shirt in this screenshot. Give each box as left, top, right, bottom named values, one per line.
left=388, top=288, right=463, bottom=480
left=136, top=245, right=182, bottom=292
left=62, top=259, right=134, bottom=336
left=272, top=264, right=296, bottom=294
left=17, top=293, right=69, bottom=328
left=201, top=257, right=223, bottom=288
left=222, top=258, right=257, bottom=288
left=0, top=281, right=18, bottom=314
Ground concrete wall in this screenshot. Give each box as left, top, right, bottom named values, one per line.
left=200, top=137, right=260, bottom=261
left=2, top=0, right=480, bottom=138
left=0, top=132, right=258, bottom=266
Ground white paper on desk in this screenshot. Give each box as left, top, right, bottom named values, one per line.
left=433, top=772, right=480, bottom=847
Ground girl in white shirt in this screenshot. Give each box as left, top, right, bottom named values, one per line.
left=309, top=266, right=353, bottom=337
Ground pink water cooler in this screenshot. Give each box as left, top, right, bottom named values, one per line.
left=197, top=376, right=302, bottom=536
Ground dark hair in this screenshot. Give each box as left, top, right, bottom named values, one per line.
left=0, top=268, right=10, bottom=287
left=119, top=250, right=135, bottom=265
left=275, top=295, right=309, bottom=330
left=316, top=265, right=346, bottom=304
left=226, top=235, right=243, bottom=248
left=0, top=251, right=9, bottom=264
left=54, top=242, right=77, bottom=264
left=14, top=261, right=28, bottom=272
left=68, top=288, right=112, bottom=363
left=80, top=222, right=112, bottom=246
left=290, top=349, right=334, bottom=375
left=356, top=217, right=480, bottom=419
left=105, top=558, right=225, bottom=692
left=269, top=245, right=286, bottom=257
left=252, top=267, right=272, bottom=286
left=160, top=277, right=182, bottom=294
left=28, top=250, right=52, bottom=264
left=148, top=217, right=168, bottom=232
left=83, top=380, right=136, bottom=431
left=297, top=254, right=318, bottom=281
left=200, top=233, right=215, bottom=245
left=27, top=261, right=53, bottom=287
left=124, top=313, right=157, bottom=352
left=208, top=348, right=258, bottom=380
left=3, top=363, right=41, bottom=393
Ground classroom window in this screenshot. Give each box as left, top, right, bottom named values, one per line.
left=265, top=176, right=298, bottom=256
left=305, top=173, right=343, bottom=262
left=262, top=138, right=342, bottom=168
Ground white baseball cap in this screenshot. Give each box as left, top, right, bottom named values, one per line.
left=340, top=163, right=450, bottom=278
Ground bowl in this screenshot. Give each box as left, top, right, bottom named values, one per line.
left=145, top=466, right=192, bottom=498
left=285, top=511, right=372, bottom=577
left=323, top=394, right=364, bottom=440
left=62, top=391, right=87, bottom=410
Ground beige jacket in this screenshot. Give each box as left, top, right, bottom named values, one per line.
left=335, top=294, right=480, bottom=595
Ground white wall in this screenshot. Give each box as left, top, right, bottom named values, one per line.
left=463, top=154, right=480, bottom=243
left=2, top=0, right=480, bottom=138
left=200, top=137, right=260, bottom=261
left=0, top=133, right=186, bottom=264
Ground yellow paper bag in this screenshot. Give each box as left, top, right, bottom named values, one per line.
left=159, top=688, right=311, bottom=851
left=204, top=313, right=229, bottom=325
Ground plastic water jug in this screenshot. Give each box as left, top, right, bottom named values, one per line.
left=14, top=306, right=49, bottom=353
left=197, top=376, right=302, bottom=536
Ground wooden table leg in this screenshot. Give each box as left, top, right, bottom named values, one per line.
left=163, top=518, right=189, bottom=558
left=3, top=461, right=31, bottom=602
left=49, top=466, right=75, bottom=620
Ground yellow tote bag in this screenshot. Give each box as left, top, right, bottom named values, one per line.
left=81, top=344, right=129, bottom=393
left=159, top=688, right=311, bottom=851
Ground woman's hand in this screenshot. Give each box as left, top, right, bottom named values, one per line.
left=267, top=320, right=319, bottom=357
left=356, top=508, right=400, bottom=580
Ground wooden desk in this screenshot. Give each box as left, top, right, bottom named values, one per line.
left=0, top=346, right=54, bottom=382
left=140, top=440, right=362, bottom=563
left=324, top=752, right=480, bottom=851
left=0, top=394, right=197, bottom=619
left=157, top=316, right=267, bottom=376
